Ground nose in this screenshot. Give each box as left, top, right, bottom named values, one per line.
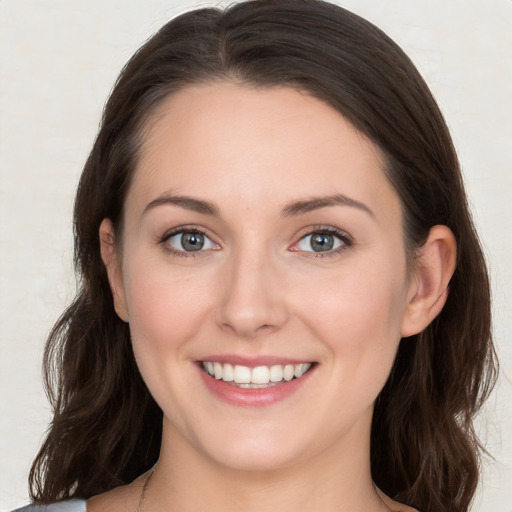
left=214, top=249, right=289, bottom=338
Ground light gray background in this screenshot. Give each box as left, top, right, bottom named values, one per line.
left=1, top=1, right=510, bottom=510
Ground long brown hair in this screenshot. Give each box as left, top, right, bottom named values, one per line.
left=29, top=1, right=497, bottom=510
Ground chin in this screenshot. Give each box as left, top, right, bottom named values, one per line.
left=182, top=417, right=312, bottom=472
left=205, top=441, right=306, bottom=473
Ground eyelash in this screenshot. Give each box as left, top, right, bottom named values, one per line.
left=293, top=226, right=353, bottom=258
left=158, top=226, right=219, bottom=258
left=158, top=225, right=353, bottom=258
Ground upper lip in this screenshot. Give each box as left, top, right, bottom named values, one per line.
left=198, top=354, right=315, bottom=368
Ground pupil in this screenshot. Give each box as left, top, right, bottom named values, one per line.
left=181, top=232, right=204, bottom=251
left=311, top=233, right=334, bottom=252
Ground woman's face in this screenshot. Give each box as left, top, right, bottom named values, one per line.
left=104, top=83, right=418, bottom=471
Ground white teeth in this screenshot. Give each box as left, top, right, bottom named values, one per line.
left=214, top=362, right=223, bottom=380
left=222, top=363, right=234, bottom=382
left=251, top=366, right=270, bottom=384
left=202, top=361, right=312, bottom=386
left=283, top=364, right=295, bottom=381
left=269, top=365, right=283, bottom=382
left=233, top=365, right=251, bottom=384
left=295, top=363, right=311, bottom=378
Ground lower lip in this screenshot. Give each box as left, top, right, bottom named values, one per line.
left=198, top=366, right=314, bottom=407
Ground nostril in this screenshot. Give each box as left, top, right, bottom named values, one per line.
left=219, top=321, right=279, bottom=338
left=256, top=324, right=273, bottom=333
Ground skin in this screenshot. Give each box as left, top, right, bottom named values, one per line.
left=92, top=83, right=456, bottom=512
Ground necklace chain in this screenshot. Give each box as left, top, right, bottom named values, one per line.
left=135, top=467, right=155, bottom=512
left=134, top=470, right=392, bottom=512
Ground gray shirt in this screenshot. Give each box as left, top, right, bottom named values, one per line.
left=11, top=500, right=87, bottom=512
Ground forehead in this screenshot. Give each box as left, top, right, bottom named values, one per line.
left=128, top=82, right=399, bottom=224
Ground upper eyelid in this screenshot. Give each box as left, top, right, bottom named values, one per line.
left=159, top=226, right=216, bottom=246
left=160, top=225, right=213, bottom=240
left=159, top=227, right=220, bottom=257
left=289, top=226, right=354, bottom=256
left=295, top=225, right=353, bottom=242
left=157, top=224, right=353, bottom=249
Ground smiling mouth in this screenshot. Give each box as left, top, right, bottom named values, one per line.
left=201, top=361, right=313, bottom=388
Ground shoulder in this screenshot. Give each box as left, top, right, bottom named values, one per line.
left=10, top=500, right=87, bottom=512
left=378, top=490, right=419, bottom=512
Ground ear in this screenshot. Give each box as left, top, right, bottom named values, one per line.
left=99, top=218, right=129, bottom=322
left=401, top=225, right=457, bottom=337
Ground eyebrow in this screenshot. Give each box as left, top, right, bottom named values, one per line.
left=142, top=192, right=374, bottom=219
left=143, top=193, right=220, bottom=217
left=282, top=193, right=374, bottom=218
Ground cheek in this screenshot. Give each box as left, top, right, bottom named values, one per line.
left=122, top=256, right=214, bottom=359
left=120, top=256, right=218, bottom=430
left=296, top=253, right=409, bottom=379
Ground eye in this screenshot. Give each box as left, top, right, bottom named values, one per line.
left=295, top=229, right=349, bottom=253
left=165, top=230, right=218, bottom=253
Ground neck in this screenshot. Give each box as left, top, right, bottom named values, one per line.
left=145, top=417, right=388, bottom=512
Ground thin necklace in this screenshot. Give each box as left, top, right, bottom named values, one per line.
left=135, top=467, right=156, bottom=512
left=133, top=470, right=391, bottom=512
left=374, top=483, right=393, bottom=512
left=380, top=498, right=393, bottom=512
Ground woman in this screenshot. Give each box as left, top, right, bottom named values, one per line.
left=13, top=1, right=497, bottom=511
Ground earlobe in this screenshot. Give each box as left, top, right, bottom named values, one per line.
left=99, top=218, right=129, bottom=322
left=401, top=225, right=457, bottom=337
